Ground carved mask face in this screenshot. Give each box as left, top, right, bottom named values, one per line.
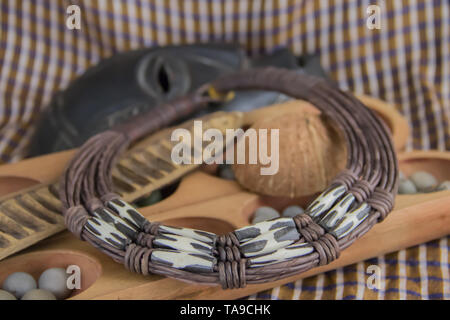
left=29, top=44, right=325, bottom=156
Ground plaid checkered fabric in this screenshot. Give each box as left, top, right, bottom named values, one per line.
left=0, top=0, right=448, bottom=299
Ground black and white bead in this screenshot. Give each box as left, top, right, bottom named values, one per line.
left=318, top=193, right=355, bottom=229
left=306, top=184, right=346, bottom=219
left=234, top=217, right=296, bottom=243
left=84, top=217, right=131, bottom=249
left=107, top=199, right=147, bottom=229
left=158, top=225, right=217, bottom=246
left=240, top=226, right=300, bottom=257
left=92, top=207, right=139, bottom=240
left=153, top=233, right=215, bottom=256
left=330, top=202, right=371, bottom=239
left=249, top=242, right=314, bottom=267
left=150, top=249, right=216, bottom=273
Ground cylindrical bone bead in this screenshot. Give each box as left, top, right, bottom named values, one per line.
left=306, top=184, right=346, bottom=219
left=331, top=202, right=371, bottom=239
left=107, top=199, right=146, bottom=229
left=84, top=217, right=130, bottom=249
left=240, top=227, right=300, bottom=257
left=150, top=249, right=216, bottom=273
left=249, top=242, right=314, bottom=267
left=92, top=207, right=139, bottom=240
left=319, top=193, right=355, bottom=229
left=153, top=233, right=214, bottom=256
left=158, top=225, right=217, bottom=245
left=234, top=217, right=295, bottom=243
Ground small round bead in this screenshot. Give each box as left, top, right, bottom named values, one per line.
left=2, top=272, right=37, bottom=299
left=218, top=165, right=235, bottom=180
left=398, top=179, right=417, bottom=194
left=409, top=171, right=438, bottom=192
left=399, top=171, right=406, bottom=181
left=252, top=206, right=280, bottom=224
left=282, top=205, right=304, bottom=217
left=21, top=289, right=57, bottom=300
left=38, top=267, right=72, bottom=300
left=436, top=180, right=450, bottom=191
left=0, top=289, right=17, bottom=300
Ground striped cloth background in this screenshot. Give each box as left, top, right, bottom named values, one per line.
left=0, top=0, right=448, bottom=299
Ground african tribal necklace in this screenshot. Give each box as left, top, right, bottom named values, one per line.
left=60, top=68, right=398, bottom=289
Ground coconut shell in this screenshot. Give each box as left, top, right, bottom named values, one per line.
left=232, top=101, right=347, bottom=198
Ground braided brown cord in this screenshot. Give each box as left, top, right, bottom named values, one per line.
left=349, top=180, right=375, bottom=203
left=59, top=67, right=398, bottom=288
left=332, top=169, right=359, bottom=190
left=64, top=206, right=89, bottom=239
left=293, top=214, right=324, bottom=242
left=367, top=188, right=395, bottom=221
left=124, top=244, right=153, bottom=275
left=312, top=234, right=341, bottom=266
left=136, top=232, right=154, bottom=248
left=216, top=232, right=246, bottom=289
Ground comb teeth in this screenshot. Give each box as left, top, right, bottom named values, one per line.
left=127, top=157, right=165, bottom=179
left=0, top=112, right=243, bottom=261
left=115, top=163, right=150, bottom=186
left=0, top=187, right=64, bottom=233
left=139, top=151, right=176, bottom=173
left=0, top=183, right=66, bottom=256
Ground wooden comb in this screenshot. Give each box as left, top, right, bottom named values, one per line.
left=0, top=111, right=243, bottom=260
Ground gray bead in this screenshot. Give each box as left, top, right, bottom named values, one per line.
left=409, top=171, right=438, bottom=192
left=218, top=165, right=235, bottom=180
left=38, top=268, right=72, bottom=300
left=251, top=207, right=280, bottom=224
left=21, top=289, right=56, bottom=300
left=0, top=289, right=17, bottom=300
left=2, top=272, right=37, bottom=299
left=398, top=179, right=417, bottom=194
left=436, top=180, right=450, bottom=191
left=282, top=205, right=304, bottom=217
left=399, top=171, right=406, bottom=181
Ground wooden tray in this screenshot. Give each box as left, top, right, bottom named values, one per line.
left=1, top=97, right=447, bottom=300
left=0, top=150, right=448, bottom=300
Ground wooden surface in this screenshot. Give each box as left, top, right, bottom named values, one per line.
left=0, top=150, right=448, bottom=300
left=0, top=96, right=443, bottom=300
